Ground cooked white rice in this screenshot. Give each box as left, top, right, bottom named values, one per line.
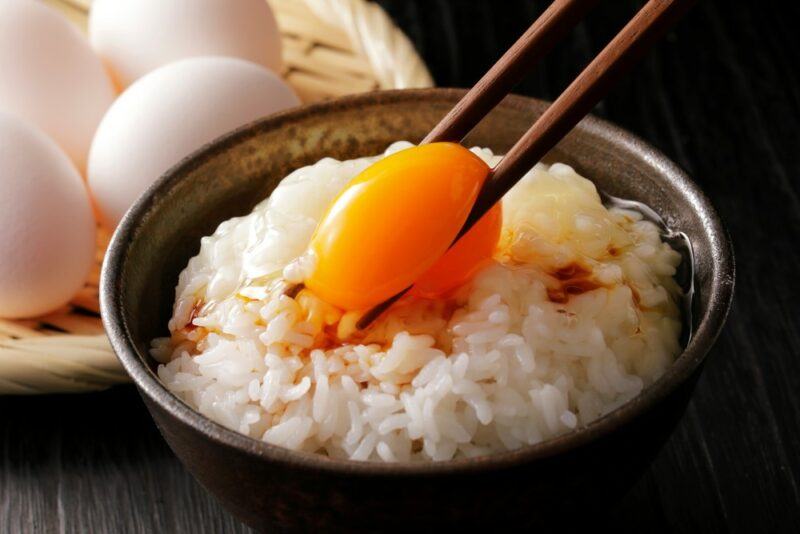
left=152, top=141, right=683, bottom=462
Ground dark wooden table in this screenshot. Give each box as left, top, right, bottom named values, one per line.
left=3, top=1, right=799, bottom=531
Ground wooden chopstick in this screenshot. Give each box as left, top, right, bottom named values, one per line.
left=460, top=0, right=697, bottom=237
left=423, top=0, right=600, bottom=144
left=357, top=0, right=697, bottom=330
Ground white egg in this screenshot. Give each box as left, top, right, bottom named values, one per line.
left=88, top=56, right=300, bottom=227
left=0, top=0, right=115, bottom=172
left=0, top=113, right=96, bottom=319
left=89, top=0, right=282, bottom=89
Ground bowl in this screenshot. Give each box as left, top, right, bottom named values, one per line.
left=101, top=88, right=735, bottom=530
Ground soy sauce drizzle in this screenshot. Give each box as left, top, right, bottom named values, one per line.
left=600, top=191, right=696, bottom=347
left=546, top=263, right=606, bottom=304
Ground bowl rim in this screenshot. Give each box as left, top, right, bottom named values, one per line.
left=101, top=88, right=735, bottom=476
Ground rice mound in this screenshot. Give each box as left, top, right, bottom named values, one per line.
left=152, top=141, right=683, bottom=462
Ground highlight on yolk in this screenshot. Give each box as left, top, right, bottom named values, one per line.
left=305, top=143, right=491, bottom=311
left=410, top=201, right=502, bottom=298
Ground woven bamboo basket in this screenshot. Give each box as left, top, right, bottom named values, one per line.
left=0, top=0, right=433, bottom=395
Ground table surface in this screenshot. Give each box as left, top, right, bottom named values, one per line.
left=3, top=0, right=799, bottom=532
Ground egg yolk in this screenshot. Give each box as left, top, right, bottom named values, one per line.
left=305, top=143, right=492, bottom=311
left=410, top=201, right=502, bottom=298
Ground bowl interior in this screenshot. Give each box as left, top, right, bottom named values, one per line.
left=103, top=88, right=734, bottom=470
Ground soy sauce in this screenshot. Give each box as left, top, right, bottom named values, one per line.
left=600, top=191, right=696, bottom=348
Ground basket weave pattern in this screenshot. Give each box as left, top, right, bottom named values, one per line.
left=0, top=0, right=432, bottom=394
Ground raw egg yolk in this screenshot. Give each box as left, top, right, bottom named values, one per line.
left=305, top=143, right=491, bottom=311
left=410, top=201, right=502, bottom=298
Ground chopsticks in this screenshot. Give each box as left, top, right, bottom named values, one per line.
left=424, top=0, right=601, bottom=144
left=356, top=0, right=697, bottom=329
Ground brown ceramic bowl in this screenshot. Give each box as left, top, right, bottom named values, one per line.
left=101, top=89, right=734, bottom=530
